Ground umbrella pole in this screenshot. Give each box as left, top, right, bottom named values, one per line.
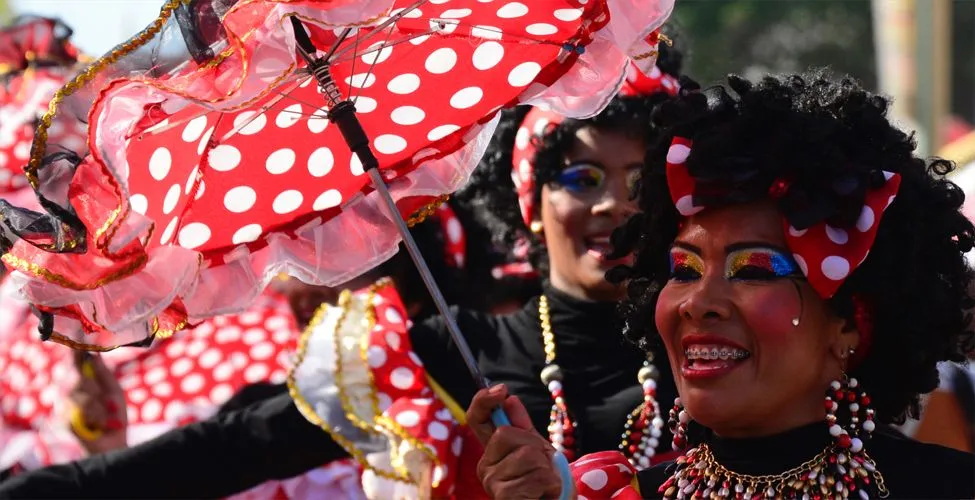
left=366, top=170, right=491, bottom=390
left=289, top=16, right=493, bottom=389
left=370, top=163, right=574, bottom=500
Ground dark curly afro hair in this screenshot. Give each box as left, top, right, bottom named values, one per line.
left=609, top=69, right=975, bottom=425
left=456, top=32, right=684, bottom=278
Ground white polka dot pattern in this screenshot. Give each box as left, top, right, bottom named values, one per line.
left=0, top=291, right=299, bottom=436
left=118, top=0, right=609, bottom=262
left=0, top=68, right=87, bottom=194
left=569, top=451, right=642, bottom=499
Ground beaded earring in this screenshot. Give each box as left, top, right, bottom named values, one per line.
left=667, top=397, right=689, bottom=450
left=824, top=372, right=875, bottom=453
left=619, top=358, right=665, bottom=469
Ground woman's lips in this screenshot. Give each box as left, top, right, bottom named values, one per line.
left=583, top=235, right=630, bottom=264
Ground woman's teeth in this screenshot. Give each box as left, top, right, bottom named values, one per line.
left=684, top=345, right=750, bottom=361
left=585, top=236, right=613, bottom=254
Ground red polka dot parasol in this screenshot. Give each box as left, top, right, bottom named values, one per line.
left=1, top=0, right=674, bottom=353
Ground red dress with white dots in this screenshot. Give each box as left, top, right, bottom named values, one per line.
left=0, top=279, right=296, bottom=471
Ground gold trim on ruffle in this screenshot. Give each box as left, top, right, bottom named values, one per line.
left=331, top=289, right=377, bottom=434
left=0, top=251, right=148, bottom=291
left=287, top=299, right=410, bottom=484
left=375, top=413, right=443, bottom=486
left=27, top=0, right=183, bottom=181
left=150, top=315, right=190, bottom=339
left=11, top=0, right=457, bottom=332
left=407, top=195, right=450, bottom=228
left=631, top=48, right=658, bottom=61
left=362, top=279, right=442, bottom=483
left=287, top=286, right=411, bottom=484
left=48, top=332, right=122, bottom=352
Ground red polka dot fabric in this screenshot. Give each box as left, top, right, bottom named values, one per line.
left=0, top=286, right=298, bottom=469
left=114, top=292, right=298, bottom=428
left=292, top=281, right=487, bottom=498
left=435, top=204, right=466, bottom=269
left=116, top=0, right=613, bottom=258
left=0, top=313, right=65, bottom=431
left=367, top=283, right=476, bottom=497
left=5, top=0, right=676, bottom=349
left=0, top=17, right=85, bottom=194
left=570, top=451, right=642, bottom=500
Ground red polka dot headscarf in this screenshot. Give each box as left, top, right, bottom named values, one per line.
left=510, top=61, right=680, bottom=228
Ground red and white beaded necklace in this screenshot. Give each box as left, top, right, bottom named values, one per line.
left=538, top=295, right=663, bottom=468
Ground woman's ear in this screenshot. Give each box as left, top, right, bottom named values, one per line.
left=829, top=316, right=861, bottom=368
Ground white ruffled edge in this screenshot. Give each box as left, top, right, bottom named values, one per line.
left=9, top=115, right=497, bottom=343
left=520, top=0, right=676, bottom=118
left=289, top=289, right=457, bottom=498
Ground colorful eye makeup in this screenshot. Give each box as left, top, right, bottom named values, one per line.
left=669, top=248, right=705, bottom=281
left=668, top=246, right=803, bottom=282
left=725, top=248, right=801, bottom=280
left=557, top=162, right=605, bottom=193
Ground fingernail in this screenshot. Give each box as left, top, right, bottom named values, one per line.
left=106, top=418, right=122, bottom=430
left=105, top=401, right=118, bottom=413
left=488, top=383, right=505, bottom=395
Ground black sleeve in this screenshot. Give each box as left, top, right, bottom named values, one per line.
left=0, top=392, right=348, bottom=499
left=408, top=307, right=498, bottom=408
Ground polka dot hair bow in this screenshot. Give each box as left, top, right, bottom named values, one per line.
left=435, top=203, right=466, bottom=270
left=511, top=61, right=681, bottom=228
left=665, top=137, right=902, bottom=300
left=570, top=451, right=643, bottom=500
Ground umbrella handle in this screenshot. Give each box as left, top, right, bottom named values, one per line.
left=492, top=408, right=574, bottom=500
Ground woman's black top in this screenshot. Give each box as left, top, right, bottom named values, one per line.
left=0, top=285, right=673, bottom=498
left=637, top=422, right=975, bottom=499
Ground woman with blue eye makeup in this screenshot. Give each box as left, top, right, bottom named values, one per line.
left=470, top=71, right=975, bottom=499
left=421, top=40, right=686, bottom=491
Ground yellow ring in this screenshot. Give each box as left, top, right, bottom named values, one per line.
left=68, top=405, right=103, bottom=442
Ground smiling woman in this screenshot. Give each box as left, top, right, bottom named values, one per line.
left=468, top=70, right=975, bottom=499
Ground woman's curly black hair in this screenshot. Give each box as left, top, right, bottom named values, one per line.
left=456, top=32, right=684, bottom=278
left=610, top=69, right=975, bottom=424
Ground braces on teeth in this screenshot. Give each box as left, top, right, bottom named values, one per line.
left=684, top=347, right=750, bottom=360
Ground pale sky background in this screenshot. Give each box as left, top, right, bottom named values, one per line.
left=9, top=0, right=162, bottom=56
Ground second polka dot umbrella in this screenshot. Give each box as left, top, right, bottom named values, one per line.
left=2, top=0, right=674, bottom=350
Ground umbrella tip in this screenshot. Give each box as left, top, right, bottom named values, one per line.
left=289, top=17, right=317, bottom=56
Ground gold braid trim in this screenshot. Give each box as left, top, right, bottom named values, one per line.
left=47, top=332, right=122, bottom=352
left=330, top=290, right=378, bottom=434
left=407, top=195, right=450, bottom=228
left=363, top=279, right=441, bottom=484
left=0, top=252, right=148, bottom=291
left=150, top=315, right=190, bottom=340
left=631, top=49, right=658, bottom=61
